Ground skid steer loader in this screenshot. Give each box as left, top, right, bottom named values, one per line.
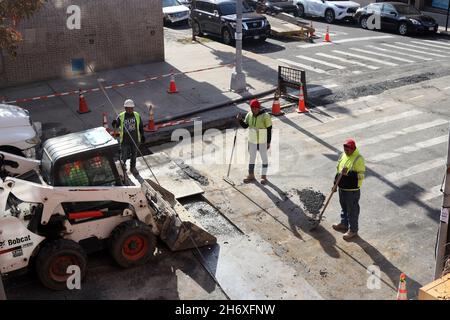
left=0, top=127, right=216, bottom=290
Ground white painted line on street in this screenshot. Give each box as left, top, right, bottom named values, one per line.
left=297, top=42, right=332, bottom=49
left=385, top=158, right=445, bottom=182
left=359, top=119, right=448, bottom=146
left=350, top=48, right=415, bottom=63
left=332, top=50, right=398, bottom=66
left=277, top=58, right=328, bottom=74
left=295, top=55, right=346, bottom=69
left=297, top=35, right=394, bottom=48
left=319, top=110, right=423, bottom=138
left=366, top=45, right=433, bottom=61
left=419, top=185, right=443, bottom=202
left=409, top=40, right=450, bottom=50
left=316, top=52, right=379, bottom=70
left=333, top=35, right=394, bottom=43
left=382, top=43, right=448, bottom=57
left=422, top=39, right=450, bottom=47
left=368, top=135, right=448, bottom=162
left=394, top=42, right=449, bottom=54
left=308, top=84, right=339, bottom=93
left=407, top=95, right=424, bottom=101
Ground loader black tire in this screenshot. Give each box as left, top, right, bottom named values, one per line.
left=36, top=239, right=87, bottom=291
left=109, top=220, right=156, bottom=268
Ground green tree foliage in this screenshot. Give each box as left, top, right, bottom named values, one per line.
left=0, top=0, right=47, bottom=57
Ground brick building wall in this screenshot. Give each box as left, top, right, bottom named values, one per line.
left=0, top=0, right=164, bottom=88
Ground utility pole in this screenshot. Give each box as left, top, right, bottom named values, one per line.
left=434, top=123, right=450, bottom=279
left=230, top=0, right=246, bottom=92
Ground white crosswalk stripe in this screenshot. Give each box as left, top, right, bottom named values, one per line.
left=409, top=40, right=450, bottom=50
left=332, top=50, right=398, bottom=66
left=384, top=158, right=445, bottom=182
left=295, top=55, right=346, bottom=69
left=421, top=39, right=450, bottom=47
left=358, top=119, right=448, bottom=146
left=394, top=42, right=450, bottom=54
left=349, top=48, right=415, bottom=63
left=297, top=35, right=394, bottom=48
left=319, top=110, right=422, bottom=138
left=368, top=135, right=448, bottom=162
left=382, top=43, right=448, bottom=57
left=277, top=58, right=328, bottom=74
left=315, top=53, right=379, bottom=70
left=365, top=45, right=433, bottom=61
left=419, top=185, right=443, bottom=202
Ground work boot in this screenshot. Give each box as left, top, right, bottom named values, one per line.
left=332, top=223, right=348, bottom=233
left=260, top=175, right=268, bottom=185
left=343, top=230, right=358, bottom=241
left=243, top=173, right=256, bottom=183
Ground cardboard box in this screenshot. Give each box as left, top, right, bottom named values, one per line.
left=418, top=273, right=450, bottom=300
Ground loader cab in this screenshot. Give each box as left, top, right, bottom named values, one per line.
left=41, top=127, right=123, bottom=187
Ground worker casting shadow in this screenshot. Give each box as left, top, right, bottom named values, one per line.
left=342, top=236, right=424, bottom=299
left=254, top=181, right=340, bottom=259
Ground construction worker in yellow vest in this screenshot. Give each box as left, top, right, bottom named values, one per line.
left=332, top=138, right=365, bottom=241
left=112, top=99, right=145, bottom=174
left=237, top=99, right=273, bottom=185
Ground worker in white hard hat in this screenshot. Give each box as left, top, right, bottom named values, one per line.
left=112, top=99, right=145, bottom=174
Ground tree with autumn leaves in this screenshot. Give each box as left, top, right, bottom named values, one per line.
left=0, top=0, right=47, bottom=57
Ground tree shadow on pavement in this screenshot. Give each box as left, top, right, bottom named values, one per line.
left=254, top=180, right=340, bottom=259
left=338, top=237, right=424, bottom=299
left=278, top=115, right=440, bottom=221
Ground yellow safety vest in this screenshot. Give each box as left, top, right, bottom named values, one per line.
left=119, top=111, right=141, bottom=143
left=244, top=111, right=272, bottom=144
left=336, top=148, right=365, bottom=190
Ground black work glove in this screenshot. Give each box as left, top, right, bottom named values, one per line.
left=112, top=119, right=118, bottom=128
left=141, top=135, right=146, bottom=144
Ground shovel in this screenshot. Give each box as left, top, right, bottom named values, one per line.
left=223, top=128, right=238, bottom=186
left=309, top=171, right=344, bottom=231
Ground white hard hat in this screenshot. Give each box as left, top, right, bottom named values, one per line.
left=124, top=99, right=135, bottom=108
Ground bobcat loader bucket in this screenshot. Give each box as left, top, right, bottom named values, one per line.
left=143, top=179, right=217, bottom=251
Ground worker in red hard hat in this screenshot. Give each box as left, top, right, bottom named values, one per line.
left=237, top=98, right=273, bottom=185
left=332, top=138, right=366, bottom=241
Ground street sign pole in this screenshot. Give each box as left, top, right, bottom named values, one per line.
left=230, top=0, right=246, bottom=92
left=434, top=123, right=450, bottom=279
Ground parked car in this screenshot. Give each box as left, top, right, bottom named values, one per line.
left=354, top=2, right=438, bottom=36
left=0, top=104, right=41, bottom=158
left=190, top=0, right=271, bottom=45
left=296, top=0, right=360, bottom=23
left=163, top=0, right=191, bottom=24
left=247, top=0, right=299, bottom=16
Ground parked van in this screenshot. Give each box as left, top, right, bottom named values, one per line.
left=0, top=104, right=41, bottom=158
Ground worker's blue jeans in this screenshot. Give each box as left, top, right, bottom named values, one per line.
left=339, top=189, right=360, bottom=233
left=121, top=143, right=137, bottom=169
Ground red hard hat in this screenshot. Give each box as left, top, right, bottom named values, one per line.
left=249, top=99, right=261, bottom=109
left=343, top=138, right=356, bottom=150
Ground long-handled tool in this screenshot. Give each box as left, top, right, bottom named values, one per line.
left=309, top=171, right=344, bottom=230
left=223, top=128, right=238, bottom=186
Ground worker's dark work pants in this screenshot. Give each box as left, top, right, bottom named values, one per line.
left=121, top=143, right=137, bottom=169
left=339, top=189, right=360, bottom=233
left=248, top=143, right=268, bottom=175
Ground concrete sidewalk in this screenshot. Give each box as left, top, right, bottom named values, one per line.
left=0, top=36, right=283, bottom=140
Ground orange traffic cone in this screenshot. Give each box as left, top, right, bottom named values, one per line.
left=297, top=85, right=308, bottom=113
left=102, top=112, right=113, bottom=134
left=144, top=105, right=156, bottom=132
left=324, top=26, right=331, bottom=42
left=167, top=71, right=178, bottom=94
left=77, top=89, right=90, bottom=114
left=271, top=93, right=284, bottom=116
left=397, top=273, right=408, bottom=300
